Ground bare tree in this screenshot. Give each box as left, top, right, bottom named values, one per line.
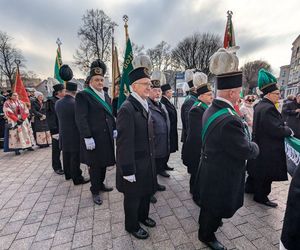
left=147, top=41, right=174, bottom=71
left=0, top=31, right=25, bottom=87
left=172, top=32, right=221, bottom=76
left=131, top=42, right=145, bottom=57
left=74, top=9, right=115, bottom=73
left=241, top=60, right=271, bottom=94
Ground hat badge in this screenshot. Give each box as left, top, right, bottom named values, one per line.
left=94, top=67, right=103, bottom=75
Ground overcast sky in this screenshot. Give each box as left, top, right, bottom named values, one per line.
left=0, top=0, right=299, bottom=79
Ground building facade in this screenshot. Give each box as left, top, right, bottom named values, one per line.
left=285, top=35, right=300, bottom=97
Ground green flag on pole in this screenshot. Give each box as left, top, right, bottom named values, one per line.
left=117, top=38, right=133, bottom=109
left=54, top=46, right=64, bottom=83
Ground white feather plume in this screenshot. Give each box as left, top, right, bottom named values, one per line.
left=132, top=54, right=152, bottom=71
left=160, top=73, right=166, bottom=85
left=209, top=48, right=239, bottom=75
left=193, top=72, right=208, bottom=88
left=185, top=69, right=194, bottom=83
left=151, top=69, right=161, bottom=81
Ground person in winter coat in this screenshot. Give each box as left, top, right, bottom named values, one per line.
left=247, top=69, right=292, bottom=208
left=282, top=93, right=300, bottom=139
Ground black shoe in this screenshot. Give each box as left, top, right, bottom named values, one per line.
left=157, top=184, right=166, bottom=191
left=65, top=176, right=71, bottom=180
left=130, top=227, right=149, bottom=240
left=165, top=165, right=174, bottom=171
left=158, top=171, right=170, bottom=178
left=54, top=169, right=64, bottom=175
left=253, top=198, right=278, bottom=208
left=150, top=196, right=157, bottom=204
left=199, top=238, right=227, bottom=250
left=141, top=218, right=156, bottom=228
left=100, top=184, right=113, bottom=192
left=15, top=150, right=21, bottom=156
left=92, top=194, right=103, bottom=205
left=74, top=178, right=90, bottom=185
left=27, top=147, right=34, bottom=151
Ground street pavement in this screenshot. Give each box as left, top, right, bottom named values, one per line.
left=0, top=140, right=290, bottom=250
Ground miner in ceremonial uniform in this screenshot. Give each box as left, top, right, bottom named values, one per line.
left=160, top=83, right=178, bottom=171
left=194, top=48, right=259, bottom=250
left=116, top=62, right=157, bottom=240
left=46, top=83, right=65, bottom=175
left=75, top=59, right=115, bottom=205
left=182, top=72, right=213, bottom=199
left=149, top=70, right=170, bottom=179
left=56, top=66, right=89, bottom=185
left=181, top=69, right=197, bottom=158
left=247, top=69, right=292, bottom=208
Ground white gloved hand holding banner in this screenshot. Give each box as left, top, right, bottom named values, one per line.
left=84, top=137, right=96, bottom=150
left=123, top=175, right=136, bottom=183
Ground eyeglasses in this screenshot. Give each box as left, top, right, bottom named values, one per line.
left=137, top=82, right=153, bottom=87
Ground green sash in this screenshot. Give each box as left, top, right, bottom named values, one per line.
left=201, top=108, right=238, bottom=141
left=193, top=101, right=208, bottom=109
left=184, top=94, right=197, bottom=103
left=84, top=87, right=113, bottom=116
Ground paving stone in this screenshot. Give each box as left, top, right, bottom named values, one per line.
left=72, top=229, right=92, bottom=249
left=232, top=236, right=257, bottom=250
left=9, top=236, right=34, bottom=250
left=57, top=216, right=76, bottom=230
left=221, top=222, right=243, bottom=240
left=173, top=206, right=191, bottom=219
left=153, top=239, right=175, bottom=250
left=9, top=209, right=31, bottom=222
left=30, top=238, right=53, bottom=250
left=50, top=242, right=72, bottom=250
left=0, top=220, right=24, bottom=236
left=237, top=223, right=263, bottom=241
left=112, top=235, right=133, bottom=250
left=93, top=219, right=111, bottom=235
left=0, top=233, right=16, bottom=249
left=161, top=215, right=181, bottom=230
left=175, top=242, right=196, bottom=250
left=52, top=227, right=74, bottom=246
left=168, top=228, right=190, bottom=246
left=111, top=222, right=127, bottom=238
left=34, top=224, right=57, bottom=241
left=41, top=212, right=61, bottom=227
left=75, top=216, right=93, bottom=232
left=16, top=222, right=40, bottom=239
left=180, top=216, right=198, bottom=233
left=252, top=236, right=278, bottom=250
left=92, top=232, right=112, bottom=249
left=149, top=225, right=169, bottom=242
left=77, top=206, right=94, bottom=219
left=156, top=204, right=173, bottom=218
left=24, top=210, right=46, bottom=225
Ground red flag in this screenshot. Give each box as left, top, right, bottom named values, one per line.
left=223, top=11, right=236, bottom=49
left=13, top=68, right=30, bottom=104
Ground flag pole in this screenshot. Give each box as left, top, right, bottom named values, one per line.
left=13, top=59, right=21, bottom=92
left=123, top=15, right=129, bottom=42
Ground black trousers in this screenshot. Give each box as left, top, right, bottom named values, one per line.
left=89, top=165, right=107, bottom=195
left=155, top=156, right=169, bottom=174
left=164, top=154, right=171, bottom=169
left=189, top=167, right=197, bottom=194
left=62, top=151, right=83, bottom=184
left=198, top=208, right=221, bottom=242
left=124, top=194, right=151, bottom=232
left=52, top=138, right=62, bottom=171
left=253, top=179, right=272, bottom=202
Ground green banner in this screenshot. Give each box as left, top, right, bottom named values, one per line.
left=54, top=47, right=64, bottom=84
left=117, top=38, right=133, bottom=109
left=285, top=136, right=300, bottom=176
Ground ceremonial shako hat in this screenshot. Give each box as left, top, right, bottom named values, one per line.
left=90, top=59, right=107, bottom=77
left=197, top=84, right=211, bottom=95
left=129, top=67, right=150, bottom=85
left=66, top=82, right=77, bottom=91
left=257, top=68, right=278, bottom=95
left=53, top=83, right=65, bottom=92
left=151, top=69, right=163, bottom=88
left=185, top=69, right=194, bottom=88
left=161, top=84, right=172, bottom=92
left=216, top=71, right=243, bottom=90
left=59, top=65, right=73, bottom=82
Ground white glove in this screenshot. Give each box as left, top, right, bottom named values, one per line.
left=113, top=130, right=118, bottom=139
left=123, top=175, right=136, bottom=183
left=41, top=114, right=46, bottom=120
left=84, top=137, right=96, bottom=150
left=52, top=134, right=59, bottom=140
left=290, top=128, right=295, bottom=137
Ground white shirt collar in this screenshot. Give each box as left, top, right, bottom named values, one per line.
left=216, top=96, right=234, bottom=109
left=90, top=86, right=105, bottom=101
left=131, top=91, right=149, bottom=112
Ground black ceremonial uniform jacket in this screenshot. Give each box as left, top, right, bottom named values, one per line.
left=248, top=98, right=292, bottom=182
left=182, top=101, right=207, bottom=173
left=180, top=92, right=198, bottom=143
left=75, top=87, right=115, bottom=167
left=194, top=99, right=259, bottom=218
left=46, top=96, right=60, bottom=135
left=116, top=95, right=157, bottom=197
left=55, top=95, right=80, bottom=152
left=161, top=96, right=178, bottom=153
